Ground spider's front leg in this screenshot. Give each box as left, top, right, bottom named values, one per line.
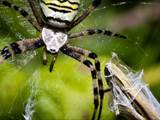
left=69, top=0, right=102, bottom=29
left=61, top=44, right=106, bottom=120
left=61, top=44, right=107, bottom=120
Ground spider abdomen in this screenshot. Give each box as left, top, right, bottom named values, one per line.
left=40, top=0, right=80, bottom=28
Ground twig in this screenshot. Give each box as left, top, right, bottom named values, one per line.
left=104, top=53, right=160, bottom=120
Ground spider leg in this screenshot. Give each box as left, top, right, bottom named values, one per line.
left=61, top=44, right=100, bottom=120
left=69, top=0, right=102, bottom=29
left=27, top=0, right=44, bottom=27
left=87, top=52, right=104, bottom=120
left=69, top=29, right=127, bottom=39
left=0, top=37, right=44, bottom=64
left=49, top=53, right=58, bottom=72
left=0, top=36, right=57, bottom=72
left=1, top=0, right=41, bottom=31
left=43, top=48, right=48, bottom=65
left=104, top=88, right=111, bottom=93
left=43, top=47, right=58, bottom=72
left=62, top=44, right=105, bottom=120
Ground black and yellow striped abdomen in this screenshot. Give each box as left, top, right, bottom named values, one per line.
left=40, top=0, right=80, bottom=28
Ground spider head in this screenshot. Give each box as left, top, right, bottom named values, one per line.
left=42, top=27, right=68, bottom=54
left=39, top=0, right=80, bottom=28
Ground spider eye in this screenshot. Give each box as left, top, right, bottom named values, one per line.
left=50, top=49, right=56, bottom=53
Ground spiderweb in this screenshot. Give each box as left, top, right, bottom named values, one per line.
left=0, top=0, right=159, bottom=120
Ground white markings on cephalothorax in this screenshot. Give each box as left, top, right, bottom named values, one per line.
left=42, top=27, right=68, bottom=53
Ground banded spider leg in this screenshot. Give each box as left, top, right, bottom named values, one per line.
left=60, top=44, right=105, bottom=120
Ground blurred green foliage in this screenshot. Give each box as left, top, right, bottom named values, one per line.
left=0, top=0, right=160, bottom=120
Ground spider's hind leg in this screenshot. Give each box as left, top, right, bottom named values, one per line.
left=69, top=0, right=102, bottom=29
left=27, top=0, right=44, bottom=27
left=1, top=0, right=42, bottom=31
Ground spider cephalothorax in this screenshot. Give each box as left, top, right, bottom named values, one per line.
left=0, top=0, right=126, bottom=120
left=42, top=27, right=68, bottom=53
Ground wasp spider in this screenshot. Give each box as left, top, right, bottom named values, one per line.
left=0, top=0, right=126, bottom=119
